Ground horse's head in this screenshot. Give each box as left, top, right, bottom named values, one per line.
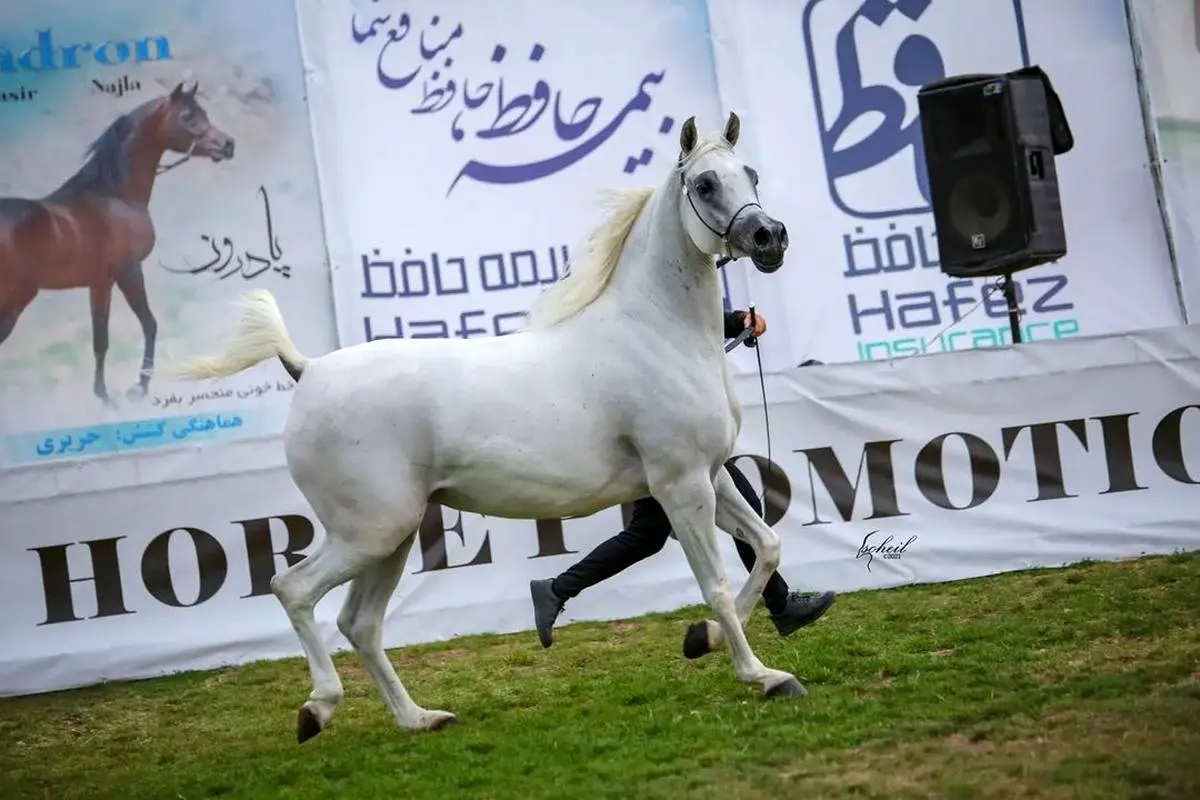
left=161, top=82, right=236, bottom=163
left=676, top=112, right=788, bottom=273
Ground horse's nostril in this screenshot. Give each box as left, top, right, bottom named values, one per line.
left=753, top=226, right=771, bottom=247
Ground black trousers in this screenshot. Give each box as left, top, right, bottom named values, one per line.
left=551, top=460, right=792, bottom=614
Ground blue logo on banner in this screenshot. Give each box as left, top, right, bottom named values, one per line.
left=350, top=6, right=675, bottom=195
left=802, top=0, right=1030, bottom=219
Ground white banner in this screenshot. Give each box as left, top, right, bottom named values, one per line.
left=1127, top=0, right=1200, bottom=319
left=296, top=0, right=791, bottom=374
left=707, top=0, right=1185, bottom=365
left=4, top=0, right=1199, bottom=699
left=4, top=323, right=1199, bottom=697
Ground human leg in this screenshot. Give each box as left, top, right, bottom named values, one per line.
left=723, top=460, right=836, bottom=639
left=531, top=497, right=672, bottom=647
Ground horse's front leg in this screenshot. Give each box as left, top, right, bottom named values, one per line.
left=0, top=281, right=38, bottom=348
left=115, top=263, right=157, bottom=402
left=654, top=473, right=804, bottom=699
left=682, top=467, right=784, bottom=660
left=89, top=283, right=115, bottom=407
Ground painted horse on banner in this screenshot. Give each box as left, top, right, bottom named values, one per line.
left=0, top=82, right=235, bottom=406
left=174, top=112, right=795, bottom=741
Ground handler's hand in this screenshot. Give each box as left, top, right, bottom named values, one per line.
left=743, top=311, right=767, bottom=338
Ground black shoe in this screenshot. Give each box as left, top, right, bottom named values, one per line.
left=530, top=579, right=566, bottom=648
left=769, top=590, right=836, bottom=637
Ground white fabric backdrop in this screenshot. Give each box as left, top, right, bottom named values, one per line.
left=0, top=0, right=1197, bottom=698
left=4, top=323, right=1199, bottom=697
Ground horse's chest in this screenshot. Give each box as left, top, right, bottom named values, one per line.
left=105, top=202, right=156, bottom=260
left=657, top=376, right=738, bottom=454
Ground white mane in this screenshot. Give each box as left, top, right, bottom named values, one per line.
left=526, top=137, right=733, bottom=331
left=524, top=186, right=655, bottom=330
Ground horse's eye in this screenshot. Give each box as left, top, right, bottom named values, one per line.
left=695, top=178, right=715, bottom=196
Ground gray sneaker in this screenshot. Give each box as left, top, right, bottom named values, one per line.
left=769, top=590, right=837, bottom=637
left=530, top=579, right=566, bottom=648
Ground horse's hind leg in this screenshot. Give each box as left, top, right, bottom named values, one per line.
left=115, top=262, right=156, bottom=402
left=269, top=536, right=376, bottom=743
left=337, top=528, right=458, bottom=733
left=88, top=283, right=114, bottom=407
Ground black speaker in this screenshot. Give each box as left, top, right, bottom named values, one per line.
left=917, top=66, right=1074, bottom=279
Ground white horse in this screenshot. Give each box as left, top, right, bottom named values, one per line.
left=174, top=112, right=799, bottom=742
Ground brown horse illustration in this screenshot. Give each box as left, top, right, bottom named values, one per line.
left=0, top=81, right=235, bottom=406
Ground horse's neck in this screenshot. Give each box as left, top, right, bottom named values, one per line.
left=607, top=182, right=725, bottom=350
left=120, top=115, right=167, bottom=207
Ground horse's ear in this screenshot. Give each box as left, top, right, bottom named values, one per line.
left=187, top=81, right=199, bottom=97
left=723, top=111, right=741, bottom=148
left=170, top=82, right=185, bottom=100
left=679, top=116, right=698, bottom=157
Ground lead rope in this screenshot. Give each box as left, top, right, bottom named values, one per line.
left=156, top=142, right=196, bottom=175
left=720, top=258, right=773, bottom=510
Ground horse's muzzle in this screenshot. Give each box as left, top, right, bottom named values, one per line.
left=732, top=210, right=788, bottom=273
left=202, top=131, right=237, bottom=162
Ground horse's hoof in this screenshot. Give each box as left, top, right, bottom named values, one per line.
left=764, top=676, right=808, bottom=699
left=425, top=711, right=458, bottom=732
left=682, top=621, right=711, bottom=660
left=126, top=385, right=147, bottom=403
left=297, top=706, right=323, bottom=743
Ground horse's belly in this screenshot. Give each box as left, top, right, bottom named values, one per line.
left=38, top=258, right=96, bottom=290
left=431, top=456, right=646, bottom=521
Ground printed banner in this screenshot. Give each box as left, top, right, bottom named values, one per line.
left=707, top=0, right=1185, bottom=364
left=4, top=323, right=1199, bottom=697
left=0, top=0, right=338, bottom=474
left=4, top=0, right=1200, bottom=701
left=1127, top=0, right=1200, bottom=319
left=296, top=0, right=787, bottom=375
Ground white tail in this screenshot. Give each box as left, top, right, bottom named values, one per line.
left=171, top=289, right=308, bottom=382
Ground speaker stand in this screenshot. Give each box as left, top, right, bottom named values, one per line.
left=1000, top=273, right=1023, bottom=344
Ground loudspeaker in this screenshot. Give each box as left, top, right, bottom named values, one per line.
left=917, top=66, right=1073, bottom=279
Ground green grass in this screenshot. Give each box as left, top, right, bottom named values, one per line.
left=2, top=552, right=1198, bottom=799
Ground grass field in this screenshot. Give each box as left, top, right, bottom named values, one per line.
left=2, top=551, right=1198, bottom=799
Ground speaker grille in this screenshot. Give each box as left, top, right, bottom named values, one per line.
left=921, top=79, right=1032, bottom=269
left=946, top=164, right=1015, bottom=250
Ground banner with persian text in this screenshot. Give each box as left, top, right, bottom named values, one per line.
left=1127, top=0, right=1200, bottom=319
left=4, top=0, right=1200, bottom=701
left=296, top=0, right=791, bottom=374
left=0, top=0, right=337, bottom=478
left=707, top=0, right=1185, bottom=365
left=4, top=323, right=1198, bottom=697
